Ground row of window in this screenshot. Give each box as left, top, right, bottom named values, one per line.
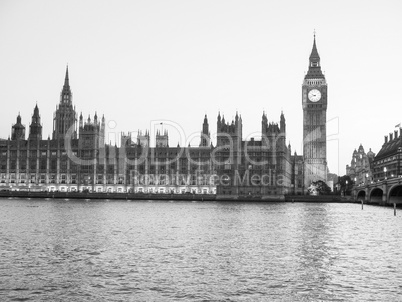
left=374, top=155, right=399, bottom=165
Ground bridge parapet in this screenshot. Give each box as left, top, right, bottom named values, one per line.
left=352, top=176, right=402, bottom=204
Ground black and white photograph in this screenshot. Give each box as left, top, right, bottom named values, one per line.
left=0, top=0, right=401, bottom=301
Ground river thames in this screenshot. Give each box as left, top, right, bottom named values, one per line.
left=0, top=199, right=401, bottom=301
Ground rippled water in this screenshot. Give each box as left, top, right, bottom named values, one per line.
left=1, top=199, right=402, bottom=301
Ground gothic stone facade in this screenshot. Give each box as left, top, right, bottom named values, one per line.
left=214, top=112, right=292, bottom=197
left=302, top=35, right=328, bottom=189
left=0, top=68, right=215, bottom=194
left=346, top=144, right=375, bottom=185
left=371, top=129, right=402, bottom=182
left=0, top=36, right=327, bottom=196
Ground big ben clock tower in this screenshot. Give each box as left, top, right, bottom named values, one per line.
left=302, top=34, right=328, bottom=189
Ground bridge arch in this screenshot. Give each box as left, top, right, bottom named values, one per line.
left=370, top=187, right=383, bottom=204
left=389, top=184, right=402, bottom=204
left=357, top=190, right=366, bottom=202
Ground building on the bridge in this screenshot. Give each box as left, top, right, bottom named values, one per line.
left=353, top=128, right=402, bottom=204
left=346, top=144, right=375, bottom=186
left=372, top=129, right=402, bottom=181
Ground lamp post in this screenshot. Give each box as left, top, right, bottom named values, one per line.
left=384, top=167, right=387, bottom=180
left=345, top=180, right=348, bottom=196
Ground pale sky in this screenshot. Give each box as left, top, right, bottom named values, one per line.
left=0, top=0, right=401, bottom=176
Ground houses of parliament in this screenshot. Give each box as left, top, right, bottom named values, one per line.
left=0, top=36, right=328, bottom=197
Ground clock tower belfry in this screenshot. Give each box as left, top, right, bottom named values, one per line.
left=302, top=34, right=328, bottom=189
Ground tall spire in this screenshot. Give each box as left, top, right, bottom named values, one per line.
left=17, top=112, right=21, bottom=124
left=60, top=65, right=72, bottom=104
left=53, top=66, right=77, bottom=139
left=64, top=65, right=69, bottom=88
left=33, top=103, right=39, bottom=116
left=305, top=32, right=324, bottom=79
left=29, top=104, right=42, bottom=140
left=201, top=114, right=210, bottom=147
left=32, top=104, right=40, bottom=121
left=309, top=32, right=320, bottom=64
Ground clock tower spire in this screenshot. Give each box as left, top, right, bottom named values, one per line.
left=302, top=34, right=328, bottom=190
left=306, top=34, right=324, bottom=79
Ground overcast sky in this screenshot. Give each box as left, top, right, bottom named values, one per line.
left=0, top=0, right=401, bottom=175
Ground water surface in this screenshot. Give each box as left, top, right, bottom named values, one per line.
left=1, top=199, right=401, bottom=301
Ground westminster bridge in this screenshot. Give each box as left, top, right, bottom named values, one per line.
left=353, top=176, right=402, bottom=204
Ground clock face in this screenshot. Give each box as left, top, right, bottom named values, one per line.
left=308, top=89, right=321, bottom=102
